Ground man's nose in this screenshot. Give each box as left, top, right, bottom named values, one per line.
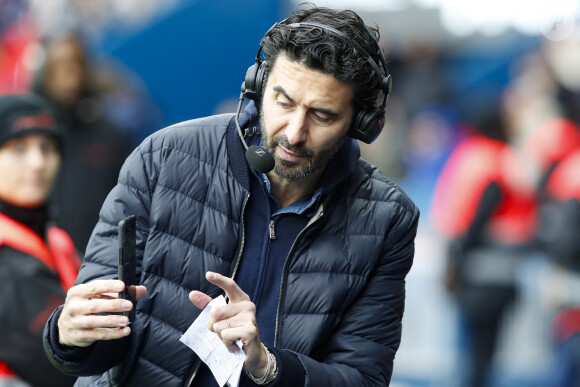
left=285, top=110, right=308, bottom=144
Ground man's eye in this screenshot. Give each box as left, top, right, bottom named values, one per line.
left=313, top=112, right=330, bottom=123
left=276, top=100, right=292, bottom=109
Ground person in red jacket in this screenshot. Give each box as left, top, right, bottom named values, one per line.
left=431, top=130, right=538, bottom=387
left=0, top=93, right=80, bottom=386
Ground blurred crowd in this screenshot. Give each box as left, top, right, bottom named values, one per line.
left=0, top=0, right=163, bottom=252
left=2, top=0, right=580, bottom=386
left=377, top=18, right=580, bottom=387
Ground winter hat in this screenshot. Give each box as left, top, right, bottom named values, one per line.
left=0, top=93, right=64, bottom=151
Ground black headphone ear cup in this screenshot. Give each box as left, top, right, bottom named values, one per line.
left=256, top=62, right=267, bottom=101
left=244, top=62, right=260, bottom=101
left=350, top=107, right=385, bottom=144
left=244, top=61, right=268, bottom=102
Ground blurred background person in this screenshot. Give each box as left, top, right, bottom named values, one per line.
left=0, top=93, right=79, bottom=387
left=500, top=31, right=580, bottom=385
left=33, top=33, right=134, bottom=253
left=431, top=102, right=538, bottom=386
left=0, top=0, right=38, bottom=94
left=518, top=34, right=580, bottom=387
left=536, top=141, right=580, bottom=387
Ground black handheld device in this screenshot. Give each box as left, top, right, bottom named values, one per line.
left=118, top=215, right=137, bottom=322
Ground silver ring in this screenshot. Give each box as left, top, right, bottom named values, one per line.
left=227, top=318, right=231, bottom=328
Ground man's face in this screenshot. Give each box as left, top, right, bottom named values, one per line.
left=0, top=134, right=61, bottom=208
left=260, top=54, right=354, bottom=180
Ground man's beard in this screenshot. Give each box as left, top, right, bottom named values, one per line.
left=260, top=117, right=345, bottom=181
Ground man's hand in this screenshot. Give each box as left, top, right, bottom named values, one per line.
left=57, top=280, right=147, bottom=348
left=189, top=272, right=268, bottom=378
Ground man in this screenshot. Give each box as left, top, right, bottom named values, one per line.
left=0, top=93, right=79, bottom=386
left=43, top=6, right=419, bottom=386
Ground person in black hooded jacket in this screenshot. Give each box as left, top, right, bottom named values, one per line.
left=43, top=6, right=419, bottom=386
left=0, top=93, right=80, bottom=387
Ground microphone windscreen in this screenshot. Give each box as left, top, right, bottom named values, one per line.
left=246, top=145, right=275, bottom=173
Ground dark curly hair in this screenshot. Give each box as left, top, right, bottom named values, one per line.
left=260, top=6, right=386, bottom=114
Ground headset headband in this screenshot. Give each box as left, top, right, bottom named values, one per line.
left=257, top=19, right=392, bottom=101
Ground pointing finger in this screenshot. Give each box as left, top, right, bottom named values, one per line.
left=205, top=272, right=250, bottom=303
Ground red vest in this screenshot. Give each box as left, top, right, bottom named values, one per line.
left=431, top=136, right=538, bottom=243
left=0, top=213, right=80, bottom=379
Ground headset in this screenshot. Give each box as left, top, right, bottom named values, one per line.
left=242, top=19, right=392, bottom=144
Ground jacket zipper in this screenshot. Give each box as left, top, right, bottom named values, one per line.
left=231, top=192, right=250, bottom=280
left=187, top=192, right=250, bottom=386
left=186, top=361, right=201, bottom=387
left=274, top=203, right=324, bottom=346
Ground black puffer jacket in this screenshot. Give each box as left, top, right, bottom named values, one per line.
left=44, top=111, right=419, bottom=386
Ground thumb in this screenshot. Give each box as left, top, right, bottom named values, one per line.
left=134, top=285, right=147, bottom=300
left=189, top=290, right=211, bottom=310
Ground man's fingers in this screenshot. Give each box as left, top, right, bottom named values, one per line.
left=68, top=279, right=125, bottom=299
left=67, top=297, right=133, bottom=317
left=84, top=327, right=132, bottom=342
left=211, top=318, right=241, bottom=351
left=58, top=280, right=142, bottom=348
left=211, top=315, right=234, bottom=334
left=189, top=290, right=211, bottom=309
left=220, top=326, right=255, bottom=353
left=75, top=314, right=130, bottom=329
left=63, top=325, right=132, bottom=347
left=59, top=299, right=133, bottom=347
left=205, top=271, right=250, bottom=303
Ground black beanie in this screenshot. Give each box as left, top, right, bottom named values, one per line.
left=0, top=93, right=64, bottom=152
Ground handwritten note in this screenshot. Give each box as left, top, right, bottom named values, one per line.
left=180, top=296, right=246, bottom=387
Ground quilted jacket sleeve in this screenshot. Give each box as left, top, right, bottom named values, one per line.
left=43, top=139, right=156, bottom=376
